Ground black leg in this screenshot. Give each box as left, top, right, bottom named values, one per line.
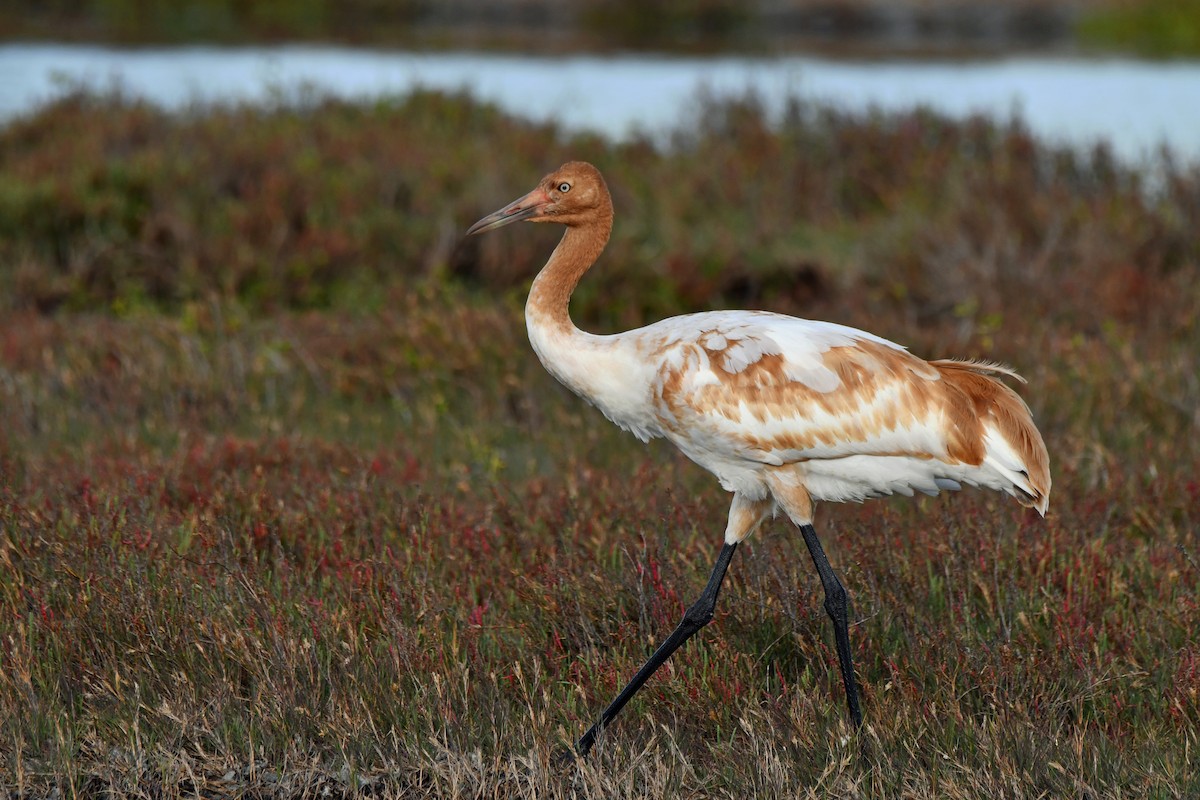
left=567, top=541, right=739, bottom=759
left=799, top=523, right=863, bottom=729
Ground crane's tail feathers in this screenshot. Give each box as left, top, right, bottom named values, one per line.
left=929, top=358, right=1027, bottom=384
left=983, top=442, right=1051, bottom=516
left=934, top=360, right=1051, bottom=516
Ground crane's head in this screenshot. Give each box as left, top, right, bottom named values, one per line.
left=466, top=161, right=611, bottom=235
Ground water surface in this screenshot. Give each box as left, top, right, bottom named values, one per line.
left=2, top=44, right=1197, bottom=165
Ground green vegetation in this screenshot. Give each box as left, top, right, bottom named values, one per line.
left=1078, top=0, right=1200, bottom=57
left=1, top=89, right=1198, bottom=797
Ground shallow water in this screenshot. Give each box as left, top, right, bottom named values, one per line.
left=2, top=43, right=1198, bottom=166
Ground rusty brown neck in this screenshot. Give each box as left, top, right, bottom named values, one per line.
left=526, top=209, right=613, bottom=335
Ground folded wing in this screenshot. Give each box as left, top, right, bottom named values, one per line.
left=642, top=311, right=1049, bottom=511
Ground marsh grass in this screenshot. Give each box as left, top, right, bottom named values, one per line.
left=1, top=90, right=1198, bottom=797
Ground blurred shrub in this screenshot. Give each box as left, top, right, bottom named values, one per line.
left=0, top=89, right=564, bottom=313
left=0, top=86, right=1197, bottom=339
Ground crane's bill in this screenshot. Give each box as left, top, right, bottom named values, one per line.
left=466, top=188, right=550, bottom=235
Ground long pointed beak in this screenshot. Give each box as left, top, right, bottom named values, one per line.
left=466, top=187, right=551, bottom=236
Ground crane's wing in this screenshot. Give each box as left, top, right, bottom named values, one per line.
left=629, top=310, right=1047, bottom=511
left=642, top=311, right=959, bottom=466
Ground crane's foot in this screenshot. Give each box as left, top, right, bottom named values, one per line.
left=551, top=744, right=579, bottom=768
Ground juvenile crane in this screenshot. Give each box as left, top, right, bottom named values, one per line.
left=467, top=162, right=1050, bottom=758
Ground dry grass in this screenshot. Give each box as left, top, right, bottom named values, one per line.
left=1, top=90, right=1198, bottom=797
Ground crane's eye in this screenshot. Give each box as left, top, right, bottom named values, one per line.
left=557, top=182, right=571, bottom=193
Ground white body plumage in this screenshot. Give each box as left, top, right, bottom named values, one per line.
left=528, top=306, right=1049, bottom=540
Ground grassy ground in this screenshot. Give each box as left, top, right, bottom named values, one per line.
left=2, top=91, right=1199, bottom=797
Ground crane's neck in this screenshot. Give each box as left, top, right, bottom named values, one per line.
left=526, top=212, right=612, bottom=336
left=522, top=204, right=657, bottom=440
